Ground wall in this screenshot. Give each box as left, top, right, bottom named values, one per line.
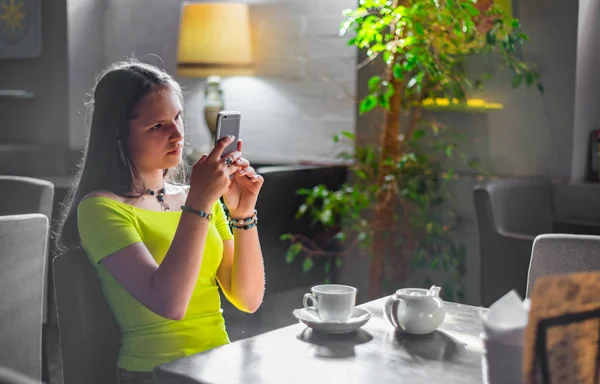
left=355, top=0, right=581, bottom=305
left=458, top=0, right=580, bottom=304
left=0, top=0, right=69, bottom=176
left=67, top=0, right=106, bottom=151
left=0, top=0, right=69, bottom=144
left=572, top=0, right=600, bottom=181
left=101, top=0, right=356, bottom=164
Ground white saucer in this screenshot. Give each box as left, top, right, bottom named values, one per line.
left=292, top=307, right=372, bottom=334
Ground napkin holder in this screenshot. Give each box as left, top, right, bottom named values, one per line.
left=524, top=271, right=600, bottom=384
left=480, top=290, right=529, bottom=384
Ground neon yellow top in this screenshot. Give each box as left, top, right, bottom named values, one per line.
left=77, top=196, right=233, bottom=372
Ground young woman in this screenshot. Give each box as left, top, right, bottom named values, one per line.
left=55, top=59, right=265, bottom=383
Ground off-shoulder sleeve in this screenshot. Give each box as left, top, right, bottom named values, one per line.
left=77, top=197, right=142, bottom=264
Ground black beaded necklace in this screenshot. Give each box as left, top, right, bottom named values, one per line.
left=146, top=186, right=169, bottom=211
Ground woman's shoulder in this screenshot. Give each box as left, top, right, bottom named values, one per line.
left=78, top=191, right=138, bottom=214
left=77, top=190, right=136, bottom=222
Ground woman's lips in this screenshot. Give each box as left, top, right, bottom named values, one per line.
left=167, top=148, right=182, bottom=155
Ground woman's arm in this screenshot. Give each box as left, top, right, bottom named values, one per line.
left=215, top=139, right=266, bottom=313
left=217, top=227, right=265, bottom=313
left=100, top=137, right=239, bottom=320
left=102, top=210, right=212, bottom=320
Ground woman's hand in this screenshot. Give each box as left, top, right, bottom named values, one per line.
left=187, top=136, right=241, bottom=212
left=222, top=140, right=264, bottom=218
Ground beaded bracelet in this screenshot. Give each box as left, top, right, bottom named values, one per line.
left=232, top=221, right=258, bottom=231
left=180, top=205, right=213, bottom=221
left=227, top=210, right=258, bottom=230
left=227, top=210, right=257, bottom=226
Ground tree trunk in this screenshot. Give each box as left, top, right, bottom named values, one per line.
left=367, top=63, right=404, bottom=299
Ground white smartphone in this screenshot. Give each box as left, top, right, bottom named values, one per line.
left=214, top=111, right=241, bottom=157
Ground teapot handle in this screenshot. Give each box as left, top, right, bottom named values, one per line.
left=384, top=295, right=406, bottom=330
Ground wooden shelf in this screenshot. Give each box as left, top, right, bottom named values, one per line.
left=0, top=90, right=35, bottom=99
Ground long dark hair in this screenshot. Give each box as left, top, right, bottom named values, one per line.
left=55, top=59, right=189, bottom=253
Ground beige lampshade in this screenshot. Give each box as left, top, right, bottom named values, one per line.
left=176, top=2, right=255, bottom=77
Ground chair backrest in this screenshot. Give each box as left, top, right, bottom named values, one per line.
left=0, top=214, right=48, bottom=380
left=474, top=177, right=554, bottom=236
left=0, top=176, right=55, bottom=220
left=254, top=165, right=347, bottom=294
left=474, top=178, right=555, bottom=307
left=0, top=365, right=44, bottom=384
left=0, top=176, right=55, bottom=324
left=526, top=234, right=600, bottom=297
left=53, top=249, right=121, bottom=384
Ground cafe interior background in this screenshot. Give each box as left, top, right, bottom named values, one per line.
left=1, top=0, right=600, bottom=383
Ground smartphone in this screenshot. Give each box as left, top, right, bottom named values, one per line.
left=214, top=111, right=241, bottom=157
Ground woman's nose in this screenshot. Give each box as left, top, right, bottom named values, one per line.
left=168, top=122, right=184, bottom=140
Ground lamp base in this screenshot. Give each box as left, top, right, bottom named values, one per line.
left=204, top=105, right=222, bottom=139
left=203, top=75, right=224, bottom=140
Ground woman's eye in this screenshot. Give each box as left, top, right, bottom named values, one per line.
left=150, top=124, right=161, bottom=131
left=176, top=112, right=182, bottom=120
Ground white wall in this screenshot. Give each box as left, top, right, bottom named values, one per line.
left=572, top=0, right=600, bottom=180
left=86, top=0, right=357, bottom=164
left=67, top=0, right=106, bottom=149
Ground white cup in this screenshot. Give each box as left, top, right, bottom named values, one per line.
left=303, top=284, right=357, bottom=322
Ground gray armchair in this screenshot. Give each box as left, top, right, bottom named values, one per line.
left=53, top=249, right=121, bottom=384
left=0, top=176, right=55, bottom=324
left=473, top=178, right=554, bottom=307
left=527, top=234, right=600, bottom=296
left=0, top=365, right=43, bottom=384
left=0, top=176, right=54, bottom=220
left=0, top=214, right=49, bottom=380
left=219, top=165, right=347, bottom=341
left=253, top=165, right=347, bottom=295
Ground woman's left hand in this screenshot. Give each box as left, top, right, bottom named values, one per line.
left=223, top=140, right=264, bottom=217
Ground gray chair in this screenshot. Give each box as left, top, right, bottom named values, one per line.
left=53, top=249, right=121, bottom=384
left=526, top=233, right=600, bottom=297
left=0, top=176, right=55, bottom=324
left=253, top=165, right=347, bottom=295
left=0, top=176, right=56, bottom=383
left=473, top=178, right=554, bottom=307
left=0, top=214, right=49, bottom=380
left=0, top=365, right=44, bottom=384
left=217, top=165, right=347, bottom=342
left=0, top=176, right=54, bottom=220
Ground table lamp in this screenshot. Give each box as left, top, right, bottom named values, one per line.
left=176, top=2, right=254, bottom=145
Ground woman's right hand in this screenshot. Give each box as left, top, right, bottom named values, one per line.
left=187, top=135, right=241, bottom=211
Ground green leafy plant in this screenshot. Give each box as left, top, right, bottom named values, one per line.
left=282, top=0, right=542, bottom=301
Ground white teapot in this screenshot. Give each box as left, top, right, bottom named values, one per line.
left=384, top=286, right=446, bottom=334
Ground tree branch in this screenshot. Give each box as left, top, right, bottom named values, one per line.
left=285, top=230, right=363, bottom=260
left=357, top=52, right=381, bottom=70
left=318, top=76, right=357, bottom=104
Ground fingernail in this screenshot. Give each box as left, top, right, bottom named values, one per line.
left=228, top=135, right=235, bottom=140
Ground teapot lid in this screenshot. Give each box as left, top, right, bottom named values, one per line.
left=394, top=286, right=441, bottom=300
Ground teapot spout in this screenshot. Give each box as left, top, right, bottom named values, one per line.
left=428, top=285, right=441, bottom=297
